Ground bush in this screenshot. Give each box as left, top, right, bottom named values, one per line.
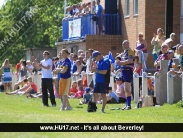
left=176, top=100, right=183, bottom=108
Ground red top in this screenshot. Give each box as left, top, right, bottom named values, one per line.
left=70, top=88, right=78, bottom=93
left=133, top=64, right=142, bottom=75
left=31, top=83, right=37, bottom=92
left=16, top=63, right=21, bottom=70
left=83, top=78, right=88, bottom=87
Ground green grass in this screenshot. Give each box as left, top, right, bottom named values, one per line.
left=0, top=93, right=183, bottom=138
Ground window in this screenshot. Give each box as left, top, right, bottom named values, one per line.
left=125, top=0, right=130, bottom=17
left=134, top=0, right=138, bottom=15
left=181, top=0, right=183, bottom=17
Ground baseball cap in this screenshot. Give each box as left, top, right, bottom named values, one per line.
left=85, top=87, right=91, bottom=93
left=168, top=50, right=174, bottom=53
left=92, top=51, right=100, bottom=60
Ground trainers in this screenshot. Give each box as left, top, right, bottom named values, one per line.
left=121, top=106, right=131, bottom=110
left=100, top=110, right=105, bottom=113
left=43, top=104, right=49, bottom=107
left=60, top=108, right=65, bottom=111
left=52, top=104, right=56, bottom=107
left=79, top=101, right=83, bottom=105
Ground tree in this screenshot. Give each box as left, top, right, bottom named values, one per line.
left=0, top=0, right=81, bottom=66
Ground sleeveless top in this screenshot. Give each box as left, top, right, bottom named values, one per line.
left=152, top=35, right=165, bottom=54
left=4, top=66, right=11, bottom=78
left=136, top=43, right=147, bottom=53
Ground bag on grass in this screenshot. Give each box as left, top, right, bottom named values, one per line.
left=87, top=99, right=97, bottom=112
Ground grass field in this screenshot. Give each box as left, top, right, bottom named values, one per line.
left=0, top=93, right=183, bottom=138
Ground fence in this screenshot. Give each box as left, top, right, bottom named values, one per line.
left=62, top=14, right=122, bottom=41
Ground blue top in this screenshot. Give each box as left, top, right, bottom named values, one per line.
left=121, top=48, right=135, bottom=69
left=4, top=66, right=10, bottom=72
left=83, top=94, right=92, bottom=103
left=108, top=92, right=119, bottom=102
left=60, top=58, right=71, bottom=79
left=94, top=5, right=103, bottom=17
left=71, top=62, right=77, bottom=74
left=114, top=63, right=121, bottom=71
left=95, top=58, right=110, bottom=83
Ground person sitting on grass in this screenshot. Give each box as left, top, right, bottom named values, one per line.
left=79, top=87, right=92, bottom=105
left=72, top=79, right=84, bottom=98
left=106, top=87, right=119, bottom=104
left=6, top=76, right=37, bottom=97
left=69, top=81, right=78, bottom=96
left=115, top=77, right=126, bottom=103
left=13, top=76, right=28, bottom=91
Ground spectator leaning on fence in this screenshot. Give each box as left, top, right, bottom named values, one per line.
left=154, top=44, right=169, bottom=72
left=32, top=51, right=56, bottom=107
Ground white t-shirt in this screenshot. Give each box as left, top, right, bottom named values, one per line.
left=40, top=58, right=52, bottom=78
left=86, top=57, right=91, bottom=73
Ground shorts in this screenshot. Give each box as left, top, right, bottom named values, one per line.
left=28, top=89, right=37, bottom=94
left=93, top=82, right=109, bottom=94
left=59, top=78, right=71, bottom=96
left=121, top=68, right=133, bottom=83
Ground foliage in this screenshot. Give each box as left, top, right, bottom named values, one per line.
left=176, top=100, right=183, bottom=108
left=0, top=0, right=81, bottom=66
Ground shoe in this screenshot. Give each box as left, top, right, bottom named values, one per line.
left=65, top=107, right=72, bottom=110
left=121, top=106, right=131, bottom=110
left=52, top=104, right=56, bottom=107
left=60, top=108, right=65, bottom=111
left=43, top=104, right=49, bottom=107
left=79, top=101, right=83, bottom=105
left=100, top=110, right=105, bottom=113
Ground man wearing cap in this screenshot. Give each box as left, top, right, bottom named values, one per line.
left=115, top=40, right=135, bottom=110
left=92, top=51, right=110, bottom=113
left=32, top=51, right=56, bottom=107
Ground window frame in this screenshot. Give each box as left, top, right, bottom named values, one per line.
left=133, top=0, right=138, bottom=16
left=125, top=0, right=130, bottom=18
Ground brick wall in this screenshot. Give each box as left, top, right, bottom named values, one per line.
left=86, top=35, right=123, bottom=56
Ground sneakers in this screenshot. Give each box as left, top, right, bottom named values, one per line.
left=79, top=101, right=83, bottom=105
left=60, top=107, right=72, bottom=111
left=121, top=106, right=131, bottom=110
left=52, top=104, right=56, bottom=107
left=100, top=110, right=105, bottom=113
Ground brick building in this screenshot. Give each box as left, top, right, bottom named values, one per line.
left=56, top=0, right=183, bottom=69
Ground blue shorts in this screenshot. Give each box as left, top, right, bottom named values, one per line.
left=121, top=68, right=133, bottom=83
left=93, top=82, right=109, bottom=94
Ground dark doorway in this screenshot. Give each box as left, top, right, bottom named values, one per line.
left=105, top=0, right=118, bottom=14
left=166, top=0, right=173, bottom=38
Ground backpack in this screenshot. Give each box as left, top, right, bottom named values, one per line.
left=87, top=99, right=97, bottom=112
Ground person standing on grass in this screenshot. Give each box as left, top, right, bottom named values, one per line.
left=91, top=51, right=110, bottom=113
left=32, top=51, right=56, bottom=107
left=54, top=49, right=72, bottom=111
left=116, top=40, right=135, bottom=110
left=0, top=59, right=13, bottom=92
